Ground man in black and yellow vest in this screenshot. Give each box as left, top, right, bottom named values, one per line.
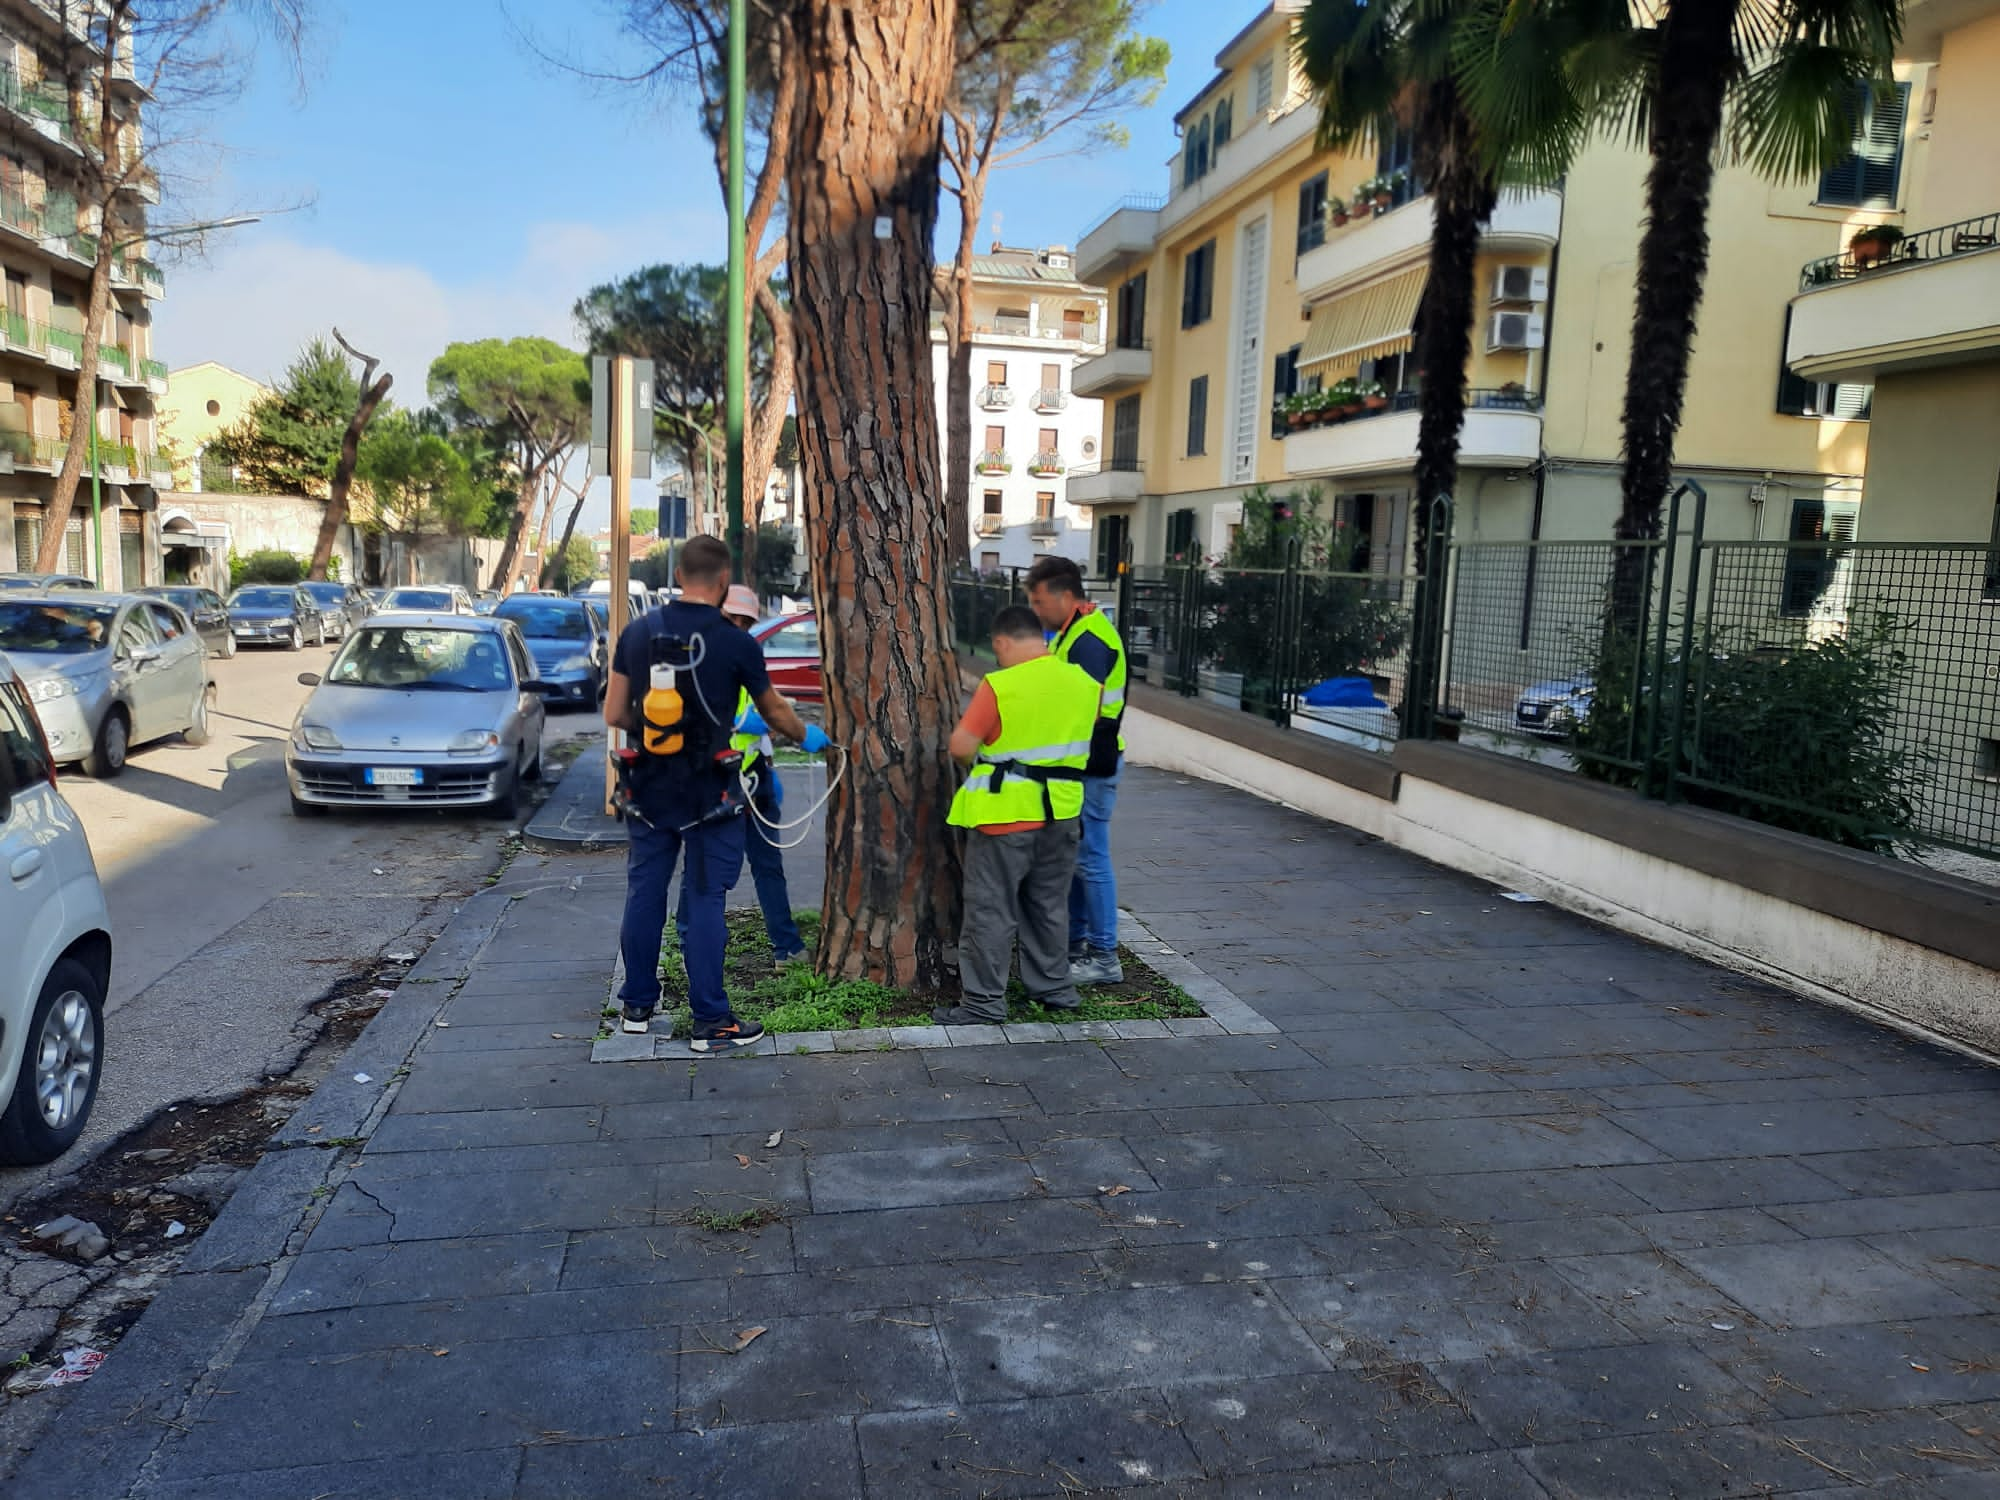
left=931, top=605, right=1102, bottom=1027
left=1026, top=555, right=1127, bottom=985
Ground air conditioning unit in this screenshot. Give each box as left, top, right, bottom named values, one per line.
left=1491, top=264, right=1548, bottom=304
left=1486, top=311, right=1545, bottom=352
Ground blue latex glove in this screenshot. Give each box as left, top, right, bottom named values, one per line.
left=802, top=724, right=831, bottom=754
left=736, top=705, right=770, bottom=737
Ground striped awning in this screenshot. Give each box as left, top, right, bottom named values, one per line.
left=1297, top=266, right=1428, bottom=376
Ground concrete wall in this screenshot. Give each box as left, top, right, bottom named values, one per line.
left=1121, top=695, right=2000, bottom=1058
left=1910, top=10, right=2000, bottom=230
left=1858, top=361, right=2000, bottom=538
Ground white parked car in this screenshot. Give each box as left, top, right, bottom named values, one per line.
left=0, top=652, right=108, bottom=1163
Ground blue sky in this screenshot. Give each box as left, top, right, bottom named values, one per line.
left=152, top=0, right=1254, bottom=519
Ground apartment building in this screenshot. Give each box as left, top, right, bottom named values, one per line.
left=1785, top=0, right=2000, bottom=554
left=0, top=0, right=168, bottom=585
left=931, top=244, right=1106, bottom=572
left=1072, top=1, right=1890, bottom=576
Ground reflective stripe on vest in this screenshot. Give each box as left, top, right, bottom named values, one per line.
left=1053, top=608, right=1127, bottom=752
left=729, top=687, right=769, bottom=770
left=947, top=655, right=1100, bottom=828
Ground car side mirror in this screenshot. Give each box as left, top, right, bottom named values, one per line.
left=297, top=672, right=321, bottom=687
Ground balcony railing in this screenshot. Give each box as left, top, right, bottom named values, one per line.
left=142, top=356, right=167, bottom=385
left=1273, top=385, right=1540, bottom=439
left=1033, top=387, right=1068, bottom=411
left=98, top=344, right=131, bottom=376
left=136, top=260, right=164, bottom=296
left=975, top=448, right=1011, bottom=474
left=44, top=327, right=82, bottom=365
left=976, top=513, right=1005, bottom=536
left=1027, top=449, right=1066, bottom=476
left=1030, top=516, right=1059, bottom=538
left=989, top=314, right=1031, bottom=336
left=1301, top=172, right=1427, bottom=255
left=1798, top=210, right=2000, bottom=290
left=1072, top=455, right=1144, bottom=477
left=979, top=383, right=1013, bottom=409
left=0, top=193, right=40, bottom=240
left=1076, top=192, right=1166, bottom=249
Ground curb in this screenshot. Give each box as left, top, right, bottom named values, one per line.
left=522, top=747, right=627, bottom=853
left=3, top=884, right=517, bottom=1499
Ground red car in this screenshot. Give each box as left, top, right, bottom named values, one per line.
left=751, top=611, right=822, bottom=703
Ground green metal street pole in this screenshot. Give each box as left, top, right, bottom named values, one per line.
left=88, top=380, right=101, bottom=585
left=723, top=0, right=747, bottom=571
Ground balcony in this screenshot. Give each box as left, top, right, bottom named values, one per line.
left=979, top=383, right=1013, bottom=410
left=1072, top=341, right=1151, bottom=398
left=976, top=513, right=1005, bottom=537
left=1027, top=450, right=1065, bottom=477
left=975, top=448, right=1011, bottom=475
left=1788, top=211, right=2000, bottom=384
left=44, top=327, right=81, bottom=369
left=136, top=259, right=164, bottom=297
left=144, top=450, right=172, bottom=487
left=1297, top=187, right=1563, bottom=304
left=0, top=193, right=42, bottom=245
left=1067, top=459, right=1145, bottom=506
left=1282, top=388, right=1543, bottom=479
left=1076, top=195, right=1163, bottom=285
left=143, top=357, right=168, bottom=393
left=1034, top=386, right=1068, bottom=412
left=1030, top=516, right=1060, bottom=539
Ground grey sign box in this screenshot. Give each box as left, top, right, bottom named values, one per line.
left=589, top=355, right=656, bottom=479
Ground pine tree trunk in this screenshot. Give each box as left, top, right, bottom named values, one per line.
left=37, top=250, right=112, bottom=573
left=944, top=195, right=982, bottom=572
left=310, top=371, right=391, bottom=581
left=788, top=0, right=962, bottom=993
left=487, top=455, right=540, bottom=592
left=1612, top=0, right=1739, bottom=629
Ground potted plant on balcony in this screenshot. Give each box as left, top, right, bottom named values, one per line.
left=1279, top=392, right=1310, bottom=430
left=1299, top=388, right=1337, bottom=428
left=1849, top=223, right=1904, bottom=268
left=1372, top=174, right=1397, bottom=212
left=1357, top=377, right=1389, bottom=411
left=976, top=448, right=1011, bottom=475
left=1328, top=194, right=1349, bottom=228
left=1332, top=378, right=1364, bottom=418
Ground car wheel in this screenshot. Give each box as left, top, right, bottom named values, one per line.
left=222, top=631, right=238, bottom=660
left=287, top=626, right=303, bottom=652
left=83, top=708, right=129, bottom=778
left=314, top=621, right=326, bottom=647
left=487, top=750, right=522, bottom=819
left=184, top=682, right=217, bottom=746
left=289, top=791, right=326, bottom=818
left=0, top=958, right=104, bottom=1166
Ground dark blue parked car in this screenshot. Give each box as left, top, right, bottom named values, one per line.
left=494, top=595, right=605, bottom=709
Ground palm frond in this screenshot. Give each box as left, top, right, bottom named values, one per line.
left=1732, top=41, right=1885, bottom=179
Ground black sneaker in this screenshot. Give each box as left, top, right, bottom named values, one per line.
left=930, top=1005, right=1005, bottom=1027
left=621, top=1005, right=654, bottom=1035
left=689, top=1016, right=765, bottom=1054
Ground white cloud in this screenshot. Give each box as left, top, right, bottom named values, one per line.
left=150, top=207, right=727, bottom=403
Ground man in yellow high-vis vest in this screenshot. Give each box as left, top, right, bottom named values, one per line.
left=932, top=605, right=1102, bottom=1026
left=1027, top=556, right=1127, bottom=985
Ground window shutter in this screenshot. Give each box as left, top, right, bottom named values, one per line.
left=1181, top=254, right=1196, bottom=327
left=1817, top=83, right=1908, bottom=207
left=1775, top=308, right=1814, bottom=415
left=1187, top=375, right=1208, bottom=456
left=1829, top=383, right=1873, bottom=421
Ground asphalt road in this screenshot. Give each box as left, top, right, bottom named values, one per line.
left=0, top=634, right=595, bottom=1209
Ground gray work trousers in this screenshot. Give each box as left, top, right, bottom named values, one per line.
left=958, top=818, right=1083, bottom=1021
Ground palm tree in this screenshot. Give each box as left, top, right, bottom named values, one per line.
left=1598, top=0, right=1900, bottom=615
left=1296, top=0, right=1587, bottom=722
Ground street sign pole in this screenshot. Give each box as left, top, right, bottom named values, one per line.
left=724, top=0, right=747, bottom=573
left=604, top=355, right=635, bottom=815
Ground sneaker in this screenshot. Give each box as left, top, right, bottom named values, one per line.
left=1068, top=941, right=1088, bottom=963
left=930, top=1005, right=1005, bottom=1027
left=1069, top=949, right=1124, bottom=986
left=689, top=1016, right=766, bottom=1053
left=771, top=947, right=807, bottom=965
left=620, top=1005, right=654, bottom=1035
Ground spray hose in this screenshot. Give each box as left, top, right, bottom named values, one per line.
left=738, top=741, right=848, bottom=850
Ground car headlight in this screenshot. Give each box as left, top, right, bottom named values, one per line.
left=555, top=654, right=592, bottom=673
left=27, top=675, right=77, bottom=703
left=296, top=723, right=342, bottom=751
left=448, top=729, right=500, bottom=754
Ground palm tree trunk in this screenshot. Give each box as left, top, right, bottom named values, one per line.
left=787, top=0, right=961, bottom=993
left=1612, top=0, right=1740, bottom=629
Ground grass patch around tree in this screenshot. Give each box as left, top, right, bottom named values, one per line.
left=649, top=909, right=1200, bottom=1037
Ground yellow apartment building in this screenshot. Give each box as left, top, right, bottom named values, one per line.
left=1072, top=0, right=1896, bottom=577
left=1786, top=0, right=2000, bottom=552
left=0, top=0, right=171, bottom=584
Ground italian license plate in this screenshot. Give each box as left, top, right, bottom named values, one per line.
left=365, top=767, right=422, bottom=787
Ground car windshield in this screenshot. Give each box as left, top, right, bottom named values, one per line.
left=151, top=588, right=201, bottom=609
left=496, top=602, right=589, bottom=640
left=0, top=600, right=115, bottom=654
left=302, top=584, right=345, bottom=604
left=325, top=626, right=510, bottom=692
left=232, top=588, right=295, bottom=609
left=385, top=589, right=453, bottom=610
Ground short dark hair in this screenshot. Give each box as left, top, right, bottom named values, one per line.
left=677, top=535, right=731, bottom=586
left=991, top=604, right=1044, bottom=641
left=1025, top=556, right=1085, bottom=598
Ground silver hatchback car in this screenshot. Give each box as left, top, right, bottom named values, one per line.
left=0, top=592, right=215, bottom=775
left=285, top=613, right=549, bottom=817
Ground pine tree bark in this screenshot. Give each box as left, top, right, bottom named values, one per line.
left=788, top=0, right=963, bottom=992
left=1612, top=0, right=1739, bottom=629
left=310, top=330, right=390, bottom=581
left=487, top=448, right=543, bottom=593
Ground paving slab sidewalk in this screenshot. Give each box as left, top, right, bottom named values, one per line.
left=14, top=768, right=2000, bottom=1498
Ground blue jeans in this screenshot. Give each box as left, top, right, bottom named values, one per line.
left=619, top=800, right=746, bottom=1026
left=1068, top=759, right=1120, bottom=953
left=677, top=773, right=802, bottom=957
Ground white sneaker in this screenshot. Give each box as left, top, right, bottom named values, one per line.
left=620, top=1007, right=653, bottom=1035
left=1069, top=950, right=1124, bottom=986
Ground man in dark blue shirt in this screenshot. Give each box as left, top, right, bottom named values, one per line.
left=604, top=535, right=827, bottom=1051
